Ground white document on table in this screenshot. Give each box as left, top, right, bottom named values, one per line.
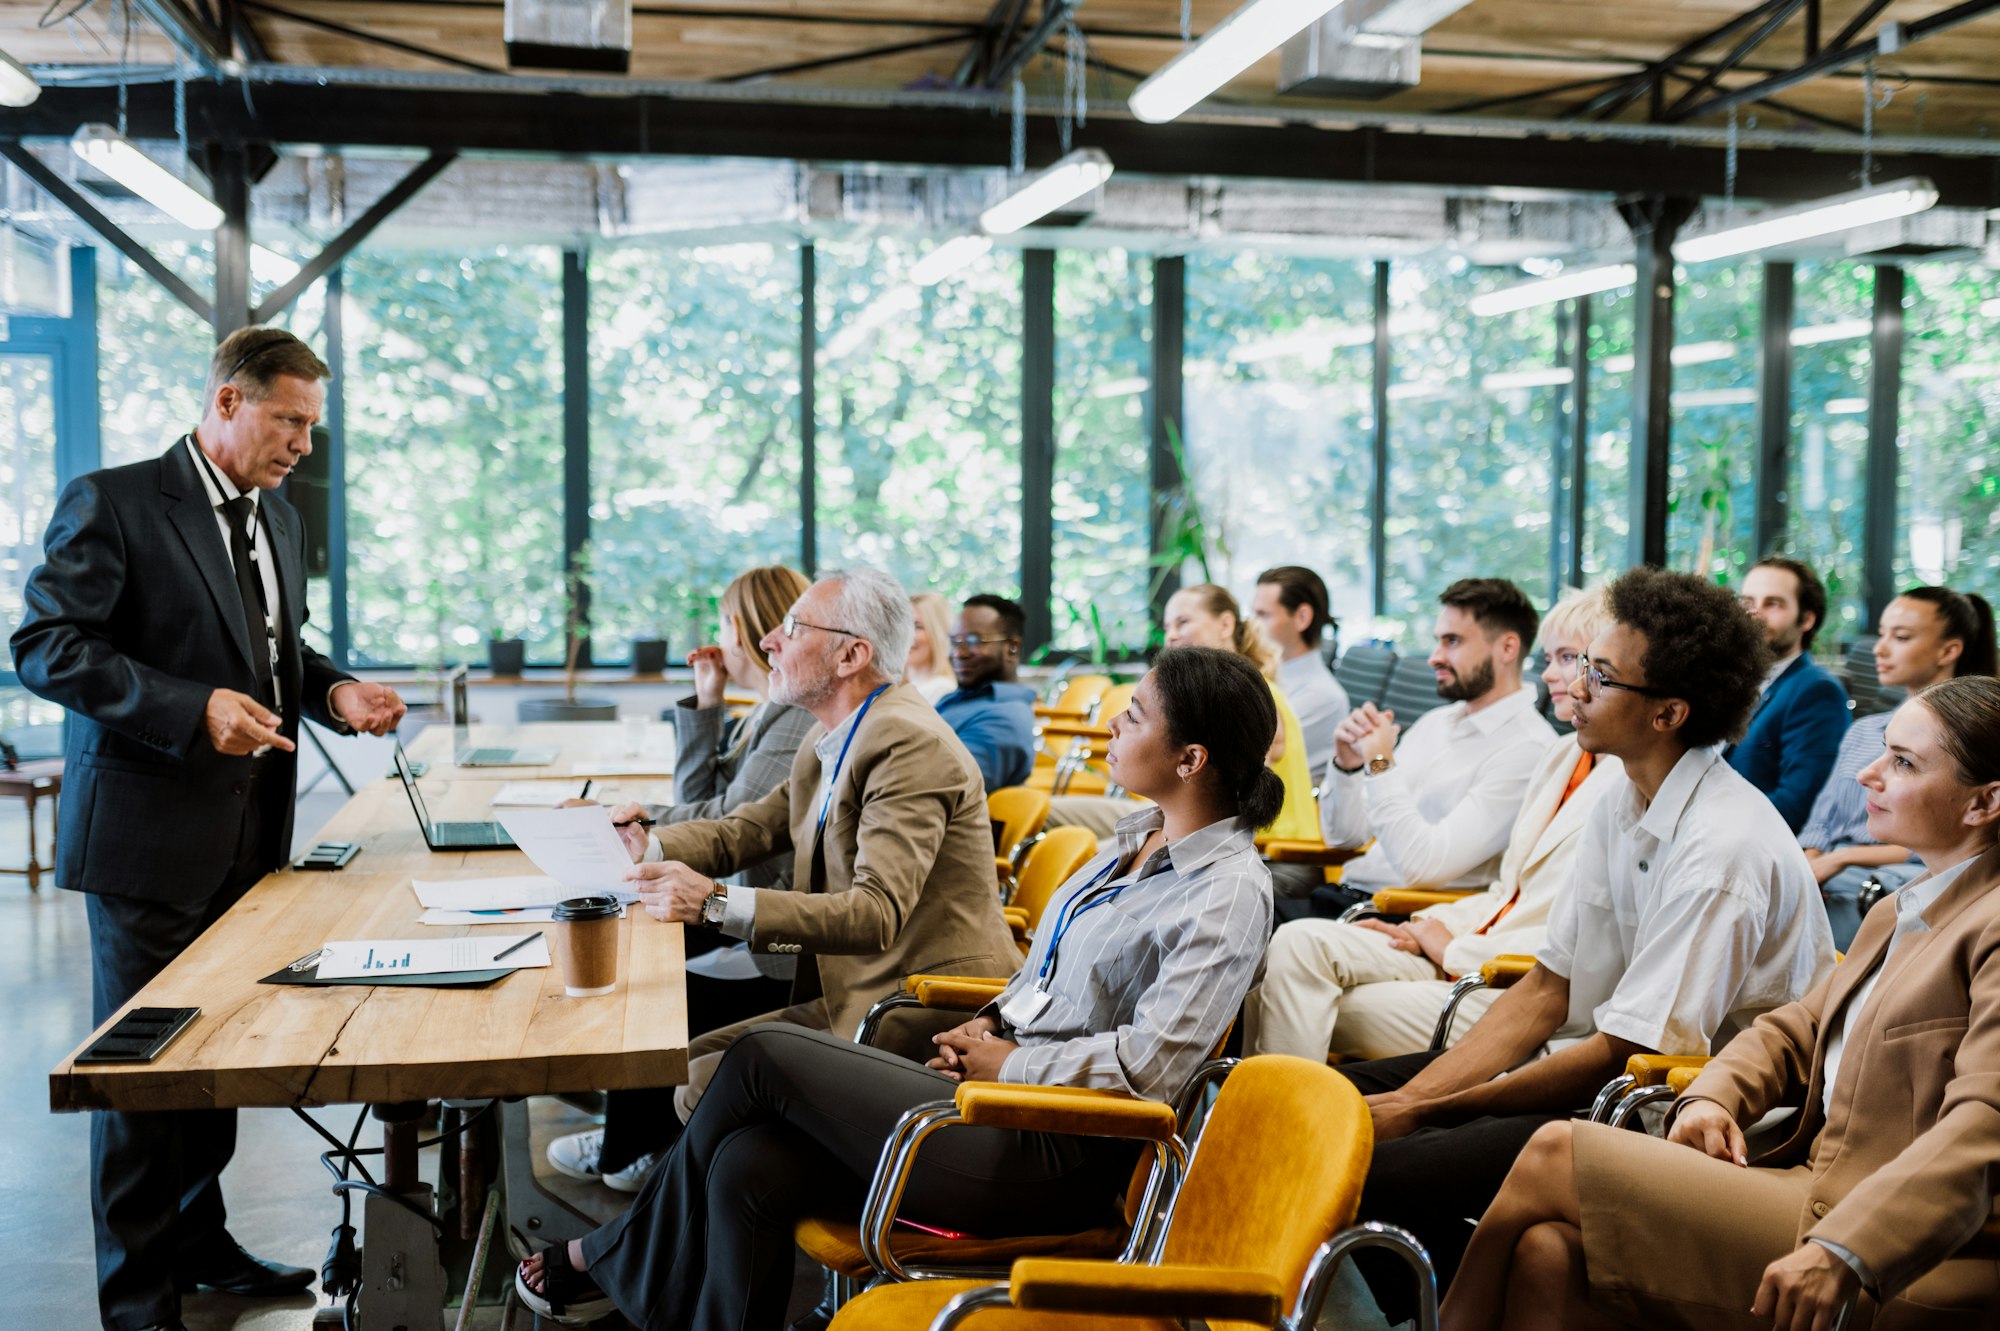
left=572, top=757, right=676, bottom=777
left=411, top=876, right=639, bottom=916
left=417, top=902, right=632, bottom=926
left=494, top=805, right=644, bottom=897
left=490, top=781, right=593, bottom=807
left=315, top=933, right=551, bottom=979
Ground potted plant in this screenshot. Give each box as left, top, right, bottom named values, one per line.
left=486, top=629, right=527, bottom=677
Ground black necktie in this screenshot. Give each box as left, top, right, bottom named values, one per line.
left=224, top=495, right=276, bottom=706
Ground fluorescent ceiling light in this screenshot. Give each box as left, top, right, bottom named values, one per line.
left=909, top=234, right=993, bottom=286
left=1361, top=0, right=1474, bottom=36
left=1674, top=178, right=1938, bottom=263
left=1468, top=264, right=1636, bottom=318
left=1091, top=376, right=1150, bottom=399
left=71, top=125, right=223, bottom=230
left=1386, top=379, right=1446, bottom=401
left=1824, top=397, right=1869, bottom=415
left=1482, top=367, right=1574, bottom=391
left=1598, top=341, right=1741, bottom=375
left=979, top=149, right=1114, bottom=235
left=1979, top=297, right=2000, bottom=318
left=1130, top=0, right=1350, bottom=124
left=0, top=48, right=40, bottom=107
left=252, top=247, right=301, bottom=284
left=1791, top=319, right=1872, bottom=347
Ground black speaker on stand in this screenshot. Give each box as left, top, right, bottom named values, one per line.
left=287, top=424, right=333, bottom=578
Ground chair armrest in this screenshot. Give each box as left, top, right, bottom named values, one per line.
left=1010, top=1258, right=1286, bottom=1323
left=1259, top=839, right=1365, bottom=867
left=1036, top=721, right=1112, bottom=741
left=1033, top=705, right=1090, bottom=721
left=1479, top=955, right=1538, bottom=987
left=1001, top=906, right=1029, bottom=930
left=901, top=972, right=1008, bottom=995
left=912, top=977, right=1010, bottom=1011
left=1665, top=1066, right=1704, bottom=1095
left=956, top=1083, right=1179, bottom=1141
left=1371, top=887, right=1480, bottom=915
left=1623, top=1053, right=1712, bottom=1087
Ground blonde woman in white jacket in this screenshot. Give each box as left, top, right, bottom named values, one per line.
left=1248, top=586, right=1625, bottom=1061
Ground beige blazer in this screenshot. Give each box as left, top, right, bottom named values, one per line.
left=653, top=682, right=1022, bottom=1038
left=1422, top=736, right=1625, bottom=978
left=1676, top=841, right=2000, bottom=1304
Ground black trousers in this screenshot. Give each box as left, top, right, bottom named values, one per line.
left=1335, top=1051, right=1568, bottom=1324
left=86, top=776, right=275, bottom=1331
left=598, top=928, right=792, bottom=1173
left=577, top=1024, right=1138, bottom=1331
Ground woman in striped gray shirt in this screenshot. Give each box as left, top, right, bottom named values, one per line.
left=519, top=646, right=1282, bottom=1330
left=1801, top=585, right=1994, bottom=948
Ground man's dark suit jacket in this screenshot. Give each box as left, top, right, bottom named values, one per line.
left=10, top=438, right=353, bottom=903
left=1725, top=652, right=1850, bottom=834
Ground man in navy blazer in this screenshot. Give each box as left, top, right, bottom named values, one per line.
left=1725, top=557, right=1850, bottom=833
left=12, top=327, right=405, bottom=1331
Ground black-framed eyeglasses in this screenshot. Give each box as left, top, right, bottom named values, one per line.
left=947, top=634, right=1015, bottom=650
left=1577, top=655, right=1672, bottom=699
left=781, top=614, right=856, bottom=640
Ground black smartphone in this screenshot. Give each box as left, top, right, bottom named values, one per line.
left=76, top=1007, right=201, bottom=1064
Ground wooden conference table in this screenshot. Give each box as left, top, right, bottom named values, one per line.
left=48, top=722, right=687, bottom=1322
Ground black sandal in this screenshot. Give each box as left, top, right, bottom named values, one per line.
left=515, top=1244, right=614, bottom=1325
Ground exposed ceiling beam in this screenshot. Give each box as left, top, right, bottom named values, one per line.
left=242, top=0, right=505, bottom=73
left=10, top=83, right=1998, bottom=209
left=1662, top=0, right=1806, bottom=120
left=1676, top=0, right=2000, bottom=122
left=127, top=0, right=231, bottom=70
left=251, top=150, right=457, bottom=322
left=1565, top=0, right=1798, bottom=122
left=716, top=32, right=978, bottom=86
left=984, top=0, right=1075, bottom=91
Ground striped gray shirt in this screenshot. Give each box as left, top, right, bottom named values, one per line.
left=988, top=805, right=1273, bottom=1102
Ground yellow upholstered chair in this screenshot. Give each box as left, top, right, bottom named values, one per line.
left=1002, top=827, right=1100, bottom=948
left=825, top=1055, right=1437, bottom=1331
left=1031, top=683, right=1138, bottom=797
left=1031, top=675, right=1115, bottom=780
left=990, top=787, right=1053, bottom=890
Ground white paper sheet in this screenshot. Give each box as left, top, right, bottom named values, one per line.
left=493, top=805, right=645, bottom=897
left=411, top=876, right=568, bottom=910
left=490, top=781, right=593, bottom=807
left=571, top=757, right=676, bottom=777
left=314, top=933, right=551, bottom=978
left=417, top=903, right=631, bottom=926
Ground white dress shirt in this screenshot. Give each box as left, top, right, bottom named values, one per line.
left=1538, top=745, right=1836, bottom=1054
left=1819, top=854, right=1975, bottom=1118
left=1277, top=650, right=1349, bottom=781
left=1319, top=685, right=1557, bottom=891
left=185, top=436, right=282, bottom=710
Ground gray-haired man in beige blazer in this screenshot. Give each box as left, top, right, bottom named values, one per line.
left=615, top=566, right=1021, bottom=1120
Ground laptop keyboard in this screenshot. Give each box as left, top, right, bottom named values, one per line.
left=457, top=748, right=518, bottom=765
left=433, top=822, right=514, bottom=847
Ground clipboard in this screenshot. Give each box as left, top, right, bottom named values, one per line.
left=259, top=949, right=514, bottom=988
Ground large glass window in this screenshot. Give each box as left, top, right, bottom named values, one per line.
left=1898, top=264, right=2000, bottom=604
left=97, top=244, right=214, bottom=469
left=1052, top=249, right=1151, bottom=658
left=1183, top=252, right=1374, bottom=636
left=1582, top=284, right=1635, bottom=581
left=1383, top=256, right=1556, bottom=629
left=342, top=245, right=566, bottom=666
left=589, top=243, right=803, bottom=662
left=1788, top=261, right=1873, bottom=641
left=813, top=238, right=1023, bottom=602
left=1, top=353, right=57, bottom=672
left=1664, top=260, right=1760, bottom=582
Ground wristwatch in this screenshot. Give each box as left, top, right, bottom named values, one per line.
left=1364, top=754, right=1395, bottom=777
left=698, top=886, right=729, bottom=927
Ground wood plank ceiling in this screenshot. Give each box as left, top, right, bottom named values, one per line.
left=3, top=1, right=1997, bottom=139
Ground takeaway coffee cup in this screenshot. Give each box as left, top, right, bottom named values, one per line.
left=551, top=895, right=621, bottom=997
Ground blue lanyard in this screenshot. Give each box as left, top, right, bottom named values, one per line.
left=1035, top=858, right=1125, bottom=989
left=817, top=684, right=890, bottom=838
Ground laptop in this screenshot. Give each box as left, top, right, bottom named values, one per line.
left=393, top=740, right=518, bottom=850
left=447, top=666, right=557, bottom=767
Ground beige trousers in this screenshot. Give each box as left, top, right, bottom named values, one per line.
left=1245, top=917, right=1493, bottom=1061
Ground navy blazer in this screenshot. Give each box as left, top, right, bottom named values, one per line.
left=10, top=439, right=352, bottom=902
left=1725, top=653, right=1850, bottom=834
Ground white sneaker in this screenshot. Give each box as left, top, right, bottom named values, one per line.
left=545, top=1129, right=606, bottom=1182
left=601, top=1152, right=658, bottom=1193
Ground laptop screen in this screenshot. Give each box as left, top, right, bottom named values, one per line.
left=393, top=740, right=433, bottom=831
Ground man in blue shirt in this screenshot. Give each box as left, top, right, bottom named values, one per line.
left=1725, top=556, right=1850, bottom=832
left=934, top=595, right=1038, bottom=792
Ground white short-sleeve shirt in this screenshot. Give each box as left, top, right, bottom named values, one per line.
left=1537, top=745, right=1836, bottom=1054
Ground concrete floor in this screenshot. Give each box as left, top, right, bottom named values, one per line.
left=0, top=782, right=822, bottom=1331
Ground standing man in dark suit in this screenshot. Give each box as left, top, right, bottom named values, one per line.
left=11, top=326, right=406, bottom=1331
left=1726, top=556, right=1850, bottom=833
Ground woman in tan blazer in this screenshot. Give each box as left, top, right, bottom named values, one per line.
left=1442, top=673, right=2000, bottom=1331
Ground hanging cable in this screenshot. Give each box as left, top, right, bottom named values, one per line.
left=1862, top=59, right=1876, bottom=187
left=1724, top=106, right=1738, bottom=215
left=1011, top=77, right=1026, bottom=176
left=1180, top=0, right=1192, bottom=42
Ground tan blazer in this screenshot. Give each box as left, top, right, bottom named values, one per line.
left=1676, top=841, right=2000, bottom=1304
left=1422, top=736, right=1624, bottom=978
left=653, top=682, right=1022, bottom=1038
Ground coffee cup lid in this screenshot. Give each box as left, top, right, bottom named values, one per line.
left=552, top=895, right=621, bottom=922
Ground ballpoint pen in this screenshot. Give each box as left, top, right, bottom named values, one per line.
left=493, top=932, right=543, bottom=963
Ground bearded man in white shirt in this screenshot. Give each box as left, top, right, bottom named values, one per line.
left=1296, top=577, right=1558, bottom=922
left=1333, top=567, right=1836, bottom=1325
